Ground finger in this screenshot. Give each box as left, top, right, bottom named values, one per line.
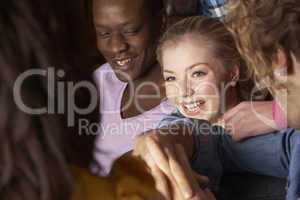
left=146, top=137, right=171, bottom=176
left=168, top=154, right=194, bottom=199
left=145, top=138, right=187, bottom=200
left=164, top=143, right=194, bottom=199
left=143, top=150, right=157, bottom=173
left=142, top=148, right=172, bottom=200
left=173, top=144, right=206, bottom=199
left=150, top=164, right=172, bottom=200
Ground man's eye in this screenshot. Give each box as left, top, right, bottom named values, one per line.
left=123, top=29, right=139, bottom=36
left=97, top=31, right=110, bottom=38
left=165, top=76, right=176, bottom=82
left=191, top=71, right=207, bottom=78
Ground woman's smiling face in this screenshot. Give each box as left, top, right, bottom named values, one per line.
left=162, top=37, right=228, bottom=121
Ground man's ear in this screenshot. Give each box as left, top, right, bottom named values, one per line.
left=272, top=49, right=288, bottom=79
left=273, top=48, right=287, bottom=66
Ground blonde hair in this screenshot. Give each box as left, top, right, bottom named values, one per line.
left=157, top=16, right=245, bottom=72
left=226, top=0, right=300, bottom=81
left=157, top=16, right=257, bottom=100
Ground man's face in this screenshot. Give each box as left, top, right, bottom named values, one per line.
left=93, top=0, right=160, bottom=81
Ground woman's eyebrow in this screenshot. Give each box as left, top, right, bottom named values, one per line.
left=186, top=62, right=209, bottom=70
left=163, top=69, right=175, bottom=74
left=163, top=63, right=208, bottom=73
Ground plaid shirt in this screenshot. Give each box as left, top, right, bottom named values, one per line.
left=199, top=0, right=228, bottom=20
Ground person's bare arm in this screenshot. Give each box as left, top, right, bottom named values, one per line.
left=221, top=101, right=276, bottom=141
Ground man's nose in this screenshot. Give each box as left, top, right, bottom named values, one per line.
left=109, top=33, right=128, bottom=54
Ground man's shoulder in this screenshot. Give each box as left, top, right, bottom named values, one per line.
left=93, top=63, right=111, bottom=74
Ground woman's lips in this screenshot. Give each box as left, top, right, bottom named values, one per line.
left=182, top=100, right=205, bottom=116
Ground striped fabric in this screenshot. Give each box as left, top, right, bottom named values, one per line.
left=199, top=0, right=228, bottom=20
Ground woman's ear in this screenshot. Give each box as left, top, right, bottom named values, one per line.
left=229, top=65, right=240, bottom=87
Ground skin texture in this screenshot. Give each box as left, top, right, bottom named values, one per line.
left=286, top=55, right=300, bottom=129
left=134, top=128, right=215, bottom=200
left=134, top=36, right=240, bottom=200
left=162, top=36, right=238, bottom=122
left=225, top=50, right=300, bottom=142
left=221, top=101, right=276, bottom=141
left=93, top=0, right=159, bottom=82
left=93, top=0, right=166, bottom=118
left=218, top=51, right=290, bottom=142
left=272, top=51, right=300, bottom=129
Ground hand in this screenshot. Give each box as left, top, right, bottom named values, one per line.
left=133, top=131, right=174, bottom=199
left=133, top=129, right=213, bottom=200
left=221, top=101, right=276, bottom=141
left=174, top=144, right=216, bottom=200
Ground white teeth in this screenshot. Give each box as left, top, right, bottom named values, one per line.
left=184, top=100, right=205, bottom=112
left=116, top=58, right=131, bottom=66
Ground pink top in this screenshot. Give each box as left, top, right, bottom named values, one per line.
left=93, top=63, right=175, bottom=176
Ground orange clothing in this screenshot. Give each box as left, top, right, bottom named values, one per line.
left=71, top=156, right=160, bottom=200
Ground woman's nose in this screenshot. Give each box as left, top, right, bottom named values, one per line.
left=109, top=33, right=128, bottom=54
left=181, top=79, right=195, bottom=97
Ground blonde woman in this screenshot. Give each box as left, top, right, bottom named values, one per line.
left=134, top=16, right=300, bottom=200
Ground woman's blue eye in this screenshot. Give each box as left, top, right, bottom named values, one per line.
left=192, top=71, right=207, bottom=78
left=165, top=76, right=176, bottom=82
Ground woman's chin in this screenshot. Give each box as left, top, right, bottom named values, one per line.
left=190, top=114, right=212, bottom=121
left=182, top=111, right=212, bottom=121
left=182, top=110, right=217, bottom=122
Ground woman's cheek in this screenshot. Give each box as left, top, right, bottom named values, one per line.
left=195, top=81, right=221, bottom=116
left=165, top=83, right=180, bottom=105
left=193, top=79, right=219, bottom=99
